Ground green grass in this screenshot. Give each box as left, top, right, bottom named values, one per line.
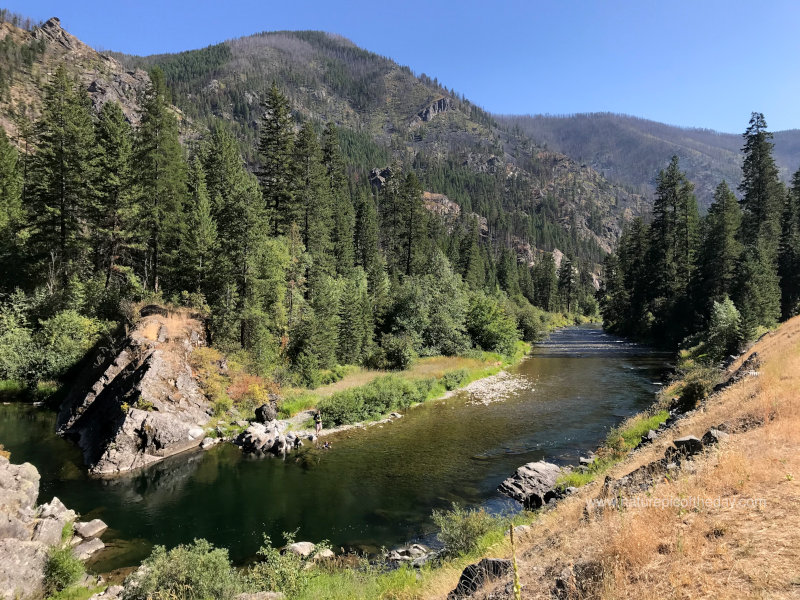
left=278, top=391, right=319, bottom=418
left=46, top=585, right=105, bottom=600
left=557, top=409, right=670, bottom=490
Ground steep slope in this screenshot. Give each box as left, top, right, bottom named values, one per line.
left=500, top=112, right=800, bottom=208
left=112, top=30, right=648, bottom=259
left=0, top=16, right=647, bottom=264
left=0, top=16, right=150, bottom=139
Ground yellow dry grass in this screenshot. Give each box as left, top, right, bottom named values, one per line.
left=427, top=316, right=800, bottom=600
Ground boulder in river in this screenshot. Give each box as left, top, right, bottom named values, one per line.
left=498, top=460, right=562, bottom=509
left=57, top=308, right=212, bottom=476
left=255, top=402, right=277, bottom=423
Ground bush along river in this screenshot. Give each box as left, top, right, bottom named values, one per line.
left=0, top=325, right=669, bottom=573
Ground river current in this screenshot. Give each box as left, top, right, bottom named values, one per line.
left=0, top=325, right=668, bottom=571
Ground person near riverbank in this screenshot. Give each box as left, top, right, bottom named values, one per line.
left=315, top=410, right=322, bottom=436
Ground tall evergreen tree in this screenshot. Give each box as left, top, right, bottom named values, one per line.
left=182, top=156, right=217, bottom=295
left=92, top=101, right=137, bottom=291
left=257, top=83, right=294, bottom=236
left=293, top=121, right=333, bottom=281
left=532, top=252, right=558, bottom=311
left=735, top=113, right=783, bottom=332
left=557, top=255, right=577, bottom=313
left=0, top=126, right=23, bottom=291
left=697, top=181, right=742, bottom=312
left=322, top=123, right=355, bottom=275
left=28, top=65, right=96, bottom=289
left=738, top=113, right=783, bottom=253
left=135, top=67, right=187, bottom=293
left=778, top=168, right=800, bottom=318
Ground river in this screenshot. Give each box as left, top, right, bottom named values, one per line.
left=0, top=325, right=668, bottom=572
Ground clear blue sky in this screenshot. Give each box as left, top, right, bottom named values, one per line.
left=8, top=0, right=800, bottom=133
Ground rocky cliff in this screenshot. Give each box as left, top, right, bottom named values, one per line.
left=58, top=308, right=211, bottom=476
left=0, top=17, right=150, bottom=140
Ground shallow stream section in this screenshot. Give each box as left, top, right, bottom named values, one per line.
left=0, top=325, right=669, bottom=571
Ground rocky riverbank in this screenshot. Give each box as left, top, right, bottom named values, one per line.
left=0, top=454, right=108, bottom=599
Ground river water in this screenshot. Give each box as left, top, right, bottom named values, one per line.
left=0, top=325, right=668, bottom=572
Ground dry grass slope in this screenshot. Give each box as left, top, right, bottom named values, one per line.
left=435, top=316, right=800, bottom=600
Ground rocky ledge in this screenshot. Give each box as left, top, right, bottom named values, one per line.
left=0, top=455, right=106, bottom=599
left=498, top=460, right=562, bottom=509
left=57, top=307, right=211, bottom=476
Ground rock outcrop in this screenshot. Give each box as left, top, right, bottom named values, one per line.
left=448, top=558, right=512, bottom=599
left=498, top=460, right=562, bottom=509
left=58, top=308, right=211, bottom=476
left=0, top=455, right=98, bottom=600
left=414, top=96, right=453, bottom=124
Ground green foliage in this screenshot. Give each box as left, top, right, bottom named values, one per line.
left=441, top=368, right=469, bottom=390
left=674, top=367, right=718, bottom=413
left=318, top=374, right=427, bottom=426
left=431, top=503, right=498, bottom=557
left=44, top=547, right=84, bottom=595
left=705, top=296, right=742, bottom=362
left=245, top=533, right=326, bottom=596
left=466, top=293, right=519, bottom=356
left=122, top=539, right=241, bottom=600
left=36, top=310, right=109, bottom=380
left=374, top=333, right=417, bottom=371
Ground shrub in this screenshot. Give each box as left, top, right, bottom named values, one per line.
left=37, top=310, right=109, bottom=380
left=432, top=503, right=497, bottom=557
left=245, top=533, right=324, bottom=596
left=122, top=539, right=241, bottom=600
left=705, top=296, right=742, bottom=363
left=441, top=368, right=469, bottom=391
left=318, top=375, right=427, bottom=426
left=675, top=367, right=718, bottom=413
left=44, top=547, right=84, bottom=594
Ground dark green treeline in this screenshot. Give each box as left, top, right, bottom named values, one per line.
left=600, top=112, right=800, bottom=352
left=0, top=68, right=598, bottom=386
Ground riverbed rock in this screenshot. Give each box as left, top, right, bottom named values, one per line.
left=498, top=460, right=562, bottom=509
left=0, top=456, right=86, bottom=599
left=75, top=518, right=108, bottom=539
left=448, top=558, right=512, bottom=599
left=57, top=308, right=212, bottom=475
left=313, top=548, right=335, bottom=561
left=285, top=541, right=315, bottom=557
left=73, top=537, right=105, bottom=560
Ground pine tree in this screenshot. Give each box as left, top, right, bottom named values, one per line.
left=182, top=156, right=217, bottom=295
left=257, top=83, right=294, bottom=236
left=399, top=172, right=426, bottom=276
left=322, top=123, right=355, bottom=275
left=92, top=101, right=137, bottom=291
left=28, top=65, right=96, bottom=289
left=135, top=67, right=187, bottom=293
left=532, top=252, right=558, bottom=311
left=735, top=113, right=783, bottom=331
left=337, top=267, right=373, bottom=364
left=459, top=218, right=485, bottom=289
left=778, top=168, right=800, bottom=318
left=0, top=126, right=22, bottom=291
left=293, top=121, right=333, bottom=281
left=697, top=181, right=742, bottom=311
left=739, top=113, right=783, bottom=253
left=557, top=255, right=577, bottom=313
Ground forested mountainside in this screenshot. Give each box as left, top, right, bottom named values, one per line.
left=499, top=112, right=800, bottom=209
left=0, top=11, right=609, bottom=396
left=107, top=29, right=651, bottom=260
